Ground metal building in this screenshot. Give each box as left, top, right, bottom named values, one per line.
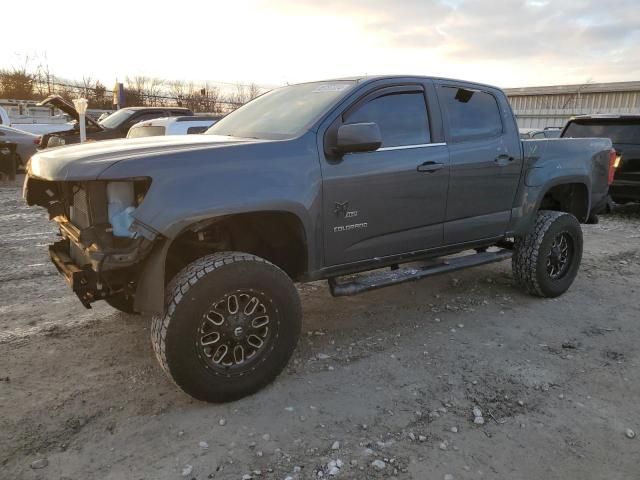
left=504, top=81, right=640, bottom=129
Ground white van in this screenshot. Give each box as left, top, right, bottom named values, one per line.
left=126, top=116, right=221, bottom=138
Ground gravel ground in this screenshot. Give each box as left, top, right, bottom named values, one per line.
left=1, top=175, right=639, bottom=480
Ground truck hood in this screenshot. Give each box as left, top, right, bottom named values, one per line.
left=29, top=134, right=266, bottom=180
left=37, top=95, right=103, bottom=130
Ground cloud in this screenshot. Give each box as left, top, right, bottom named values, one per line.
left=268, top=0, right=640, bottom=83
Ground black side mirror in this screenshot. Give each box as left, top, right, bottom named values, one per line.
left=335, top=122, right=382, bottom=154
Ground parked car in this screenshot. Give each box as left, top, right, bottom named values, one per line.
left=0, top=105, right=75, bottom=136
left=0, top=125, right=40, bottom=170
left=24, top=75, right=614, bottom=402
left=562, top=114, right=640, bottom=204
left=37, top=95, right=194, bottom=148
left=127, top=116, right=222, bottom=138
left=519, top=127, right=562, bottom=139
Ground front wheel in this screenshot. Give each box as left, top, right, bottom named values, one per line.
left=512, top=210, right=583, bottom=298
left=151, top=252, right=301, bottom=402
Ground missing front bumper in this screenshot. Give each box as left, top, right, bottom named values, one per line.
left=49, top=240, right=101, bottom=308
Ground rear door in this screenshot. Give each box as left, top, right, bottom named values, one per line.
left=436, top=83, right=523, bottom=244
left=320, top=82, right=450, bottom=266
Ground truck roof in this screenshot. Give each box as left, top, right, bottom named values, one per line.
left=123, top=106, right=192, bottom=112
left=320, top=75, right=503, bottom=92
left=568, top=114, right=640, bottom=121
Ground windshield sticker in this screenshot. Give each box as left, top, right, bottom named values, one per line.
left=312, top=84, right=351, bottom=93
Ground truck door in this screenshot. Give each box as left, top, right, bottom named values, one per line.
left=436, top=84, right=523, bottom=244
left=320, top=84, right=450, bottom=266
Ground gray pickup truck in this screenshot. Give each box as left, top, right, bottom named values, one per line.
left=24, top=76, right=615, bottom=402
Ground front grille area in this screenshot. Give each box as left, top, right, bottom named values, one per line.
left=70, top=186, right=90, bottom=229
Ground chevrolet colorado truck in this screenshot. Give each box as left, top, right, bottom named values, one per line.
left=24, top=76, right=615, bottom=402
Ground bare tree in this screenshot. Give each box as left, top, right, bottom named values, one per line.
left=33, top=55, right=56, bottom=98
left=146, top=77, right=166, bottom=106
left=0, top=56, right=265, bottom=113
left=202, top=82, right=221, bottom=113
left=169, top=79, right=187, bottom=106
left=247, top=82, right=262, bottom=101
left=0, top=58, right=35, bottom=100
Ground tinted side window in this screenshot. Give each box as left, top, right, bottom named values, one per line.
left=441, top=87, right=502, bottom=142
left=187, top=126, right=208, bottom=134
left=345, top=92, right=430, bottom=147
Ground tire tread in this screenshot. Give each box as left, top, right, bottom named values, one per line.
left=150, top=252, right=277, bottom=389
left=512, top=210, right=574, bottom=297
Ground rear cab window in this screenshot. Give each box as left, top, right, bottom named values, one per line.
left=344, top=91, right=431, bottom=148
left=127, top=125, right=166, bottom=138
left=439, top=86, right=503, bottom=142
left=563, top=120, right=640, bottom=144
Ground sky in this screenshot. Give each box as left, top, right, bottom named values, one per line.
left=3, top=0, right=639, bottom=90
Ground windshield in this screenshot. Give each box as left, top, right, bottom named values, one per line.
left=206, top=81, right=356, bottom=140
left=563, top=120, right=640, bottom=145
left=99, top=109, right=135, bottom=129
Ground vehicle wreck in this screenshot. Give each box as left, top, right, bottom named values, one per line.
left=24, top=75, right=614, bottom=402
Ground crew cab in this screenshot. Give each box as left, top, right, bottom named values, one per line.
left=24, top=76, right=614, bottom=402
left=38, top=95, right=194, bottom=148
left=562, top=114, right=640, bottom=204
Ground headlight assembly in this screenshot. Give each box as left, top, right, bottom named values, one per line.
left=46, top=136, right=66, bottom=148
left=106, top=179, right=152, bottom=238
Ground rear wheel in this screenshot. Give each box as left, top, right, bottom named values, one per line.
left=151, top=252, right=301, bottom=402
left=512, top=210, right=583, bottom=298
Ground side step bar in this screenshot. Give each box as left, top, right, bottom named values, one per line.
left=328, top=249, right=512, bottom=297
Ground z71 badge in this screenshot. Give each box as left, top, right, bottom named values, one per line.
left=333, top=201, right=365, bottom=232
left=334, top=201, right=358, bottom=219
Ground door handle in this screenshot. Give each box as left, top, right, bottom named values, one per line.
left=417, top=161, right=444, bottom=173
left=494, top=154, right=514, bottom=166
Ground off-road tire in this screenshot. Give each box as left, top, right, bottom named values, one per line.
left=105, top=293, right=139, bottom=315
left=512, top=210, right=583, bottom=298
left=151, top=252, right=301, bottom=402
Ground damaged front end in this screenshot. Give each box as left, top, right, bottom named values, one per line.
left=24, top=176, right=156, bottom=308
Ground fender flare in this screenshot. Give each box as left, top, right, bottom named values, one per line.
left=133, top=238, right=170, bottom=314
left=510, top=176, right=591, bottom=236
left=133, top=208, right=314, bottom=315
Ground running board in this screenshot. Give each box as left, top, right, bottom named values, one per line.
left=328, top=249, right=512, bottom=297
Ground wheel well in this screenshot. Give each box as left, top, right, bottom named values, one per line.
left=165, top=212, right=308, bottom=284
left=539, top=183, right=589, bottom=222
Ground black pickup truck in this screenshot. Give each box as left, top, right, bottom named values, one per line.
left=562, top=114, right=640, bottom=204
left=24, top=76, right=615, bottom=402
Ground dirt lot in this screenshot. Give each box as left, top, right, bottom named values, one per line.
left=1, top=176, right=639, bottom=480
